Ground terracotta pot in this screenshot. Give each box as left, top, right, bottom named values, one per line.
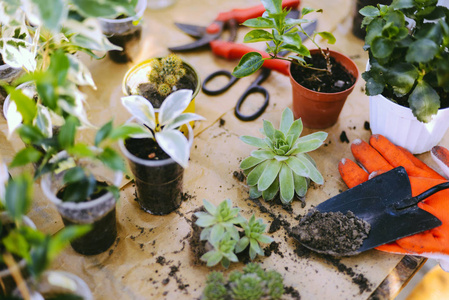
left=289, top=49, right=359, bottom=129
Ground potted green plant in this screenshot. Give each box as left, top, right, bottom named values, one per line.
left=352, top=0, right=392, bottom=39
left=360, top=1, right=449, bottom=153
left=120, top=89, right=204, bottom=215
left=232, top=1, right=359, bottom=129
left=239, top=108, right=327, bottom=205
left=122, top=53, right=201, bottom=112
left=193, top=199, right=273, bottom=268
left=98, top=0, right=147, bottom=64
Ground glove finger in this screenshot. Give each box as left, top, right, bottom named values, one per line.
left=398, top=146, right=445, bottom=180
left=375, top=242, right=411, bottom=254
left=431, top=146, right=449, bottom=179
left=370, top=134, right=440, bottom=179
left=351, top=138, right=393, bottom=174
left=338, top=158, right=369, bottom=188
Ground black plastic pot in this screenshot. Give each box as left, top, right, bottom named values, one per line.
left=352, top=0, right=392, bottom=39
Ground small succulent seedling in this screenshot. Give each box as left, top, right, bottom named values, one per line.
left=240, top=108, right=327, bottom=204
left=202, top=263, right=284, bottom=300
left=121, top=89, right=205, bottom=168
left=146, top=54, right=187, bottom=96
left=194, top=199, right=272, bottom=268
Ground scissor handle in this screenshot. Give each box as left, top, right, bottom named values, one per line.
left=202, top=70, right=239, bottom=96
left=235, top=68, right=272, bottom=121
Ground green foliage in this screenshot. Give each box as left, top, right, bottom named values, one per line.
left=360, top=1, right=449, bottom=122
left=202, top=263, right=284, bottom=300
left=240, top=108, right=327, bottom=204
left=144, top=54, right=187, bottom=96
left=232, top=0, right=335, bottom=77
left=195, top=199, right=273, bottom=268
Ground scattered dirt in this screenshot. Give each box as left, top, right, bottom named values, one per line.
left=188, top=209, right=208, bottom=265
left=181, top=192, right=195, bottom=202
left=219, top=118, right=225, bottom=127
left=233, top=170, right=245, bottom=182
left=364, top=121, right=370, bottom=131
left=284, top=286, right=301, bottom=299
left=268, top=217, right=282, bottom=233
left=340, top=131, right=349, bottom=143
left=290, top=53, right=355, bottom=93
left=263, top=241, right=284, bottom=258
left=291, top=210, right=371, bottom=256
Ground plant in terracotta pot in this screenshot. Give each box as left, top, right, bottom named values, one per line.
left=193, top=199, right=273, bottom=268
left=239, top=108, right=327, bottom=205
left=122, top=53, right=201, bottom=111
left=232, top=1, right=359, bottom=129
left=360, top=1, right=449, bottom=153
left=120, top=89, right=205, bottom=215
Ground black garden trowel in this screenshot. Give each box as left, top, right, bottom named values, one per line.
left=294, top=166, right=449, bottom=256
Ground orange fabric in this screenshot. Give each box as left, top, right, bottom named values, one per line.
left=339, top=134, right=449, bottom=257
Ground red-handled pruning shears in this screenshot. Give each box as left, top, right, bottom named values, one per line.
left=168, top=0, right=300, bottom=52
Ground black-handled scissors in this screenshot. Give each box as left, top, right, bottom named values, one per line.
left=202, top=68, right=271, bottom=121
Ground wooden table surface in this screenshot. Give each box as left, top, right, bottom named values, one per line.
left=1, top=0, right=446, bottom=299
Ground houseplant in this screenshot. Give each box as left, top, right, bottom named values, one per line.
left=352, top=0, right=392, bottom=39
left=239, top=108, right=327, bottom=204
left=120, top=89, right=204, bottom=215
left=122, top=53, right=200, bottom=110
left=232, top=1, right=359, bottom=129
left=194, top=199, right=273, bottom=268
left=360, top=1, right=449, bottom=153
left=99, top=0, right=146, bottom=64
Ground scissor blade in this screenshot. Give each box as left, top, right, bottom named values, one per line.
left=169, top=35, right=218, bottom=51
left=174, top=22, right=206, bottom=39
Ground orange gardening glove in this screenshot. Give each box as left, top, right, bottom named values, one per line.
left=338, top=134, right=449, bottom=271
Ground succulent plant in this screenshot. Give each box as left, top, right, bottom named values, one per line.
left=195, top=199, right=272, bottom=268
left=240, top=108, right=327, bottom=204
left=201, top=263, right=284, bottom=300
left=145, top=54, right=187, bottom=97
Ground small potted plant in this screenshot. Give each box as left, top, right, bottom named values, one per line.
left=193, top=199, right=273, bottom=268
left=360, top=1, right=449, bottom=153
left=98, top=0, right=147, bottom=63
left=120, top=89, right=205, bottom=215
left=122, top=53, right=201, bottom=112
left=239, top=108, right=327, bottom=204
left=232, top=1, right=359, bottom=129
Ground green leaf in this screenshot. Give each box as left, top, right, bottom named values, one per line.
left=95, top=120, right=113, bottom=146
left=5, top=173, right=33, bottom=221
left=30, top=0, right=66, bottom=31
left=10, top=147, right=43, bottom=168
left=235, top=236, right=249, bottom=253
left=48, top=225, right=91, bottom=260
left=391, top=0, right=414, bottom=9
left=261, top=0, right=282, bottom=14
left=243, top=30, right=273, bottom=43
left=437, top=57, right=449, bottom=92
left=359, top=6, right=380, bottom=17
left=242, top=17, right=275, bottom=29
left=286, top=119, right=303, bottom=143
left=155, top=130, right=190, bottom=168
left=316, top=31, right=336, bottom=44
left=293, top=173, right=308, bottom=197
left=365, top=18, right=384, bottom=46
left=109, top=124, right=149, bottom=141
left=49, top=50, right=70, bottom=86
left=247, top=160, right=270, bottom=186
left=240, top=156, right=266, bottom=170
left=68, top=143, right=95, bottom=157
left=251, top=150, right=275, bottom=160
left=371, top=36, right=395, bottom=58
left=279, top=164, right=294, bottom=204
left=285, top=157, right=308, bottom=177
left=16, top=125, right=45, bottom=145
left=280, top=32, right=303, bottom=48
left=262, top=177, right=279, bottom=201
left=63, top=167, right=86, bottom=184
left=406, top=39, right=438, bottom=64
left=71, top=0, right=135, bottom=18
left=98, top=147, right=125, bottom=172
left=279, top=108, right=294, bottom=134
left=296, top=154, right=324, bottom=184
left=3, top=230, right=31, bottom=261
left=232, top=52, right=265, bottom=78
left=203, top=199, right=217, bottom=215
left=240, top=136, right=269, bottom=149
left=257, top=159, right=282, bottom=191
left=280, top=44, right=310, bottom=57
left=384, top=63, right=419, bottom=95
left=8, top=89, right=37, bottom=125
left=58, top=116, right=79, bottom=150
left=408, top=80, right=440, bottom=123
left=263, top=120, right=276, bottom=140
left=249, top=185, right=263, bottom=199
left=301, top=7, right=315, bottom=16
left=415, top=23, right=443, bottom=44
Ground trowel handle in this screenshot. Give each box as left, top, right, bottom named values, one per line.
left=396, top=182, right=449, bottom=209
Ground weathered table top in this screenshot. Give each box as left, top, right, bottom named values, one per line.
left=1, top=0, right=446, bottom=299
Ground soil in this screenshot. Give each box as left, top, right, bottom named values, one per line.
left=57, top=182, right=117, bottom=255
left=291, top=210, right=371, bottom=256
left=107, top=26, right=142, bottom=64
left=340, top=131, right=349, bottom=143
left=0, top=53, right=4, bottom=65
left=125, top=138, right=184, bottom=215
left=290, top=53, right=355, bottom=93
left=188, top=210, right=208, bottom=265
left=364, top=121, right=370, bottom=131
left=137, top=75, right=196, bottom=108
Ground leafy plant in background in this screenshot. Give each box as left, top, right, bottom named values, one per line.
left=240, top=108, right=327, bottom=204
left=360, top=0, right=449, bottom=122
left=201, top=263, right=284, bottom=300
left=194, top=199, right=273, bottom=268
left=121, top=89, right=205, bottom=168
left=146, top=54, right=187, bottom=96
left=232, top=0, right=335, bottom=78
